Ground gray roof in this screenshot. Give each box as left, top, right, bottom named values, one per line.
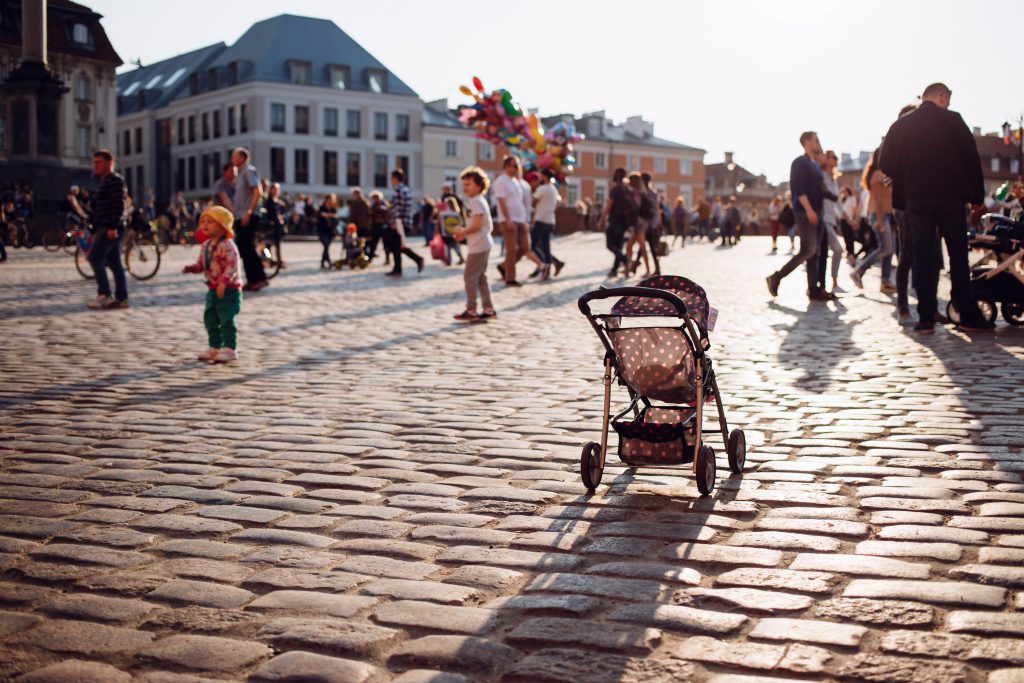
left=422, top=105, right=464, bottom=129
left=542, top=114, right=704, bottom=153
left=116, top=42, right=225, bottom=114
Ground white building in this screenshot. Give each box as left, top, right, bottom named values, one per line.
left=116, top=14, right=423, bottom=206
left=421, top=98, right=476, bottom=199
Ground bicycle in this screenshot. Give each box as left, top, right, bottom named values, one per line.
left=74, top=224, right=161, bottom=281
left=254, top=227, right=282, bottom=279
left=7, top=217, right=34, bottom=249
left=42, top=214, right=86, bottom=253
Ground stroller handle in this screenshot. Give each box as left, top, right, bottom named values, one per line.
left=578, top=286, right=692, bottom=319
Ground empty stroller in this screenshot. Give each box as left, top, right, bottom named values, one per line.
left=950, top=213, right=1024, bottom=326
left=577, top=275, right=745, bottom=495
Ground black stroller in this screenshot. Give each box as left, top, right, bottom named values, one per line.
left=950, top=213, right=1024, bottom=326
left=577, top=275, right=745, bottom=496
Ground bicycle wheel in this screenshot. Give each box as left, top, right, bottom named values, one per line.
left=256, top=232, right=281, bottom=279
left=125, top=237, right=161, bottom=281
left=74, top=246, right=95, bottom=279
left=62, top=232, right=77, bottom=255
left=42, top=227, right=65, bottom=252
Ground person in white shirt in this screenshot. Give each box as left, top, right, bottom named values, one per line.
left=452, top=166, right=496, bottom=322
left=492, top=155, right=542, bottom=286
left=527, top=170, right=566, bottom=280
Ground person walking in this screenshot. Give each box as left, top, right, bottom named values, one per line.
left=671, top=196, right=688, bottom=246
left=493, top=156, right=540, bottom=286
left=211, top=164, right=235, bottom=211
left=696, top=196, right=711, bottom=240
left=849, top=149, right=896, bottom=293
left=317, top=193, right=339, bottom=268
left=527, top=170, right=562, bottom=280
left=767, top=195, right=783, bottom=253
left=230, top=147, right=268, bottom=292
left=368, top=191, right=390, bottom=264
left=598, top=167, right=636, bottom=277
left=85, top=149, right=129, bottom=310
left=889, top=102, right=920, bottom=325
left=385, top=168, right=424, bottom=277
left=264, top=182, right=287, bottom=269
left=766, top=132, right=828, bottom=302
left=817, top=151, right=845, bottom=294
left=348, top=187, right=371, bottom=242
left=879, top=82, right=990, bottom=333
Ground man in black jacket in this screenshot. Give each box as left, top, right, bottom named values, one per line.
left=879, top=82, right=989, bottom=333
left=86, top=149, right=128, bottom=309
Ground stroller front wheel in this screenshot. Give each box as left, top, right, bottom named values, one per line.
left=696, top=444, right=717, bottom=496
left=580, top=442, right=603, bottom=492
left=727, top=429, right=746, bottom=474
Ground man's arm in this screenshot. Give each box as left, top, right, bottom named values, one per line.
left=216, top=190, right=234, bottom=213
left=242, top=186, right=260, bottom=226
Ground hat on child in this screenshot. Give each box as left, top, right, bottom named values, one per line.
left=346, top=223, right=357, bottom=233
left=201, top=205, right=235, bottom=238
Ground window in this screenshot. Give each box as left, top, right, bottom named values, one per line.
left=324, top=151, right=338, bottom=185
left=480, top=143, right=494, bottom=162
left=227, top=106, right=236, bottom=136
left=187, top=156, right=196, bottom=190
left=213, top=111, right=221, bottom=138
left=201, top=153, right=211, bottom=187
left=75, top=74, right=91, bottom=101
left=1013, top=159, right=1021, bottom=175
left=135, top=126, right=142, bottom=154
left=294, top=149, right=309, bottom=184
left=270, top=103, right=286, bottom=133
left=445, top=140, right=458, bottom=158
left=294, top=105, right=309, bottom=134
left=177, top=118, right=185, bottom=145
left=201, top=112, right=209, bottom=140
left=373, top=154, right=388, bottom=187
left=76, top=125, right=90, bottom=157
left=72, top=23, right=89, bottom=45
left=329, top=65, right=350, bottom=90
left=207, top=68, right=218, bottom=90
left=374, top=113, right=388, bottom=140
left=125, top=167, right=133, bottom=196
left=991, top=157, right=1001, bottom=173
left=567, top=181, right=579, bottom=206
left=324, top=108, right=338, bottom=137
left=212, top=152, right=221, bottom=180
left=595, top=152, right=607, bottom=169
left=346, top=152, right=360, bottom=187
left=239, top=104, right=248, bottom=133
left=444, top=171, right=459, bottom=189
left=346, top=110, right=361, bottom=138
left=594, top=181, right=607, bottom=205
left=395, top=155, right=409, bottom=185
left=367, top=69, right=387, bottom=93
left=290, top=60, right=311, bottom=85
left=137, top=166, right=144, bottom=195
left=654, top=157, right=666, bottom=173
left=396, top=114, right=410, bottom=142
left=176, top=158, right=185, bottom=190
left=189, top=73, right=199, bottom=96
left=679, top=159, right=693, bottom=175
left=123, top=129, right=130, bottom=155
left=270, top=147, right=285, bottom=181
left=188, top=115, right=196, bottom=143
left=678, top=184, right=694, bottom=206
left=627, top=154, right=638, bottom=168
left=227, top=62, right=238, bottom=86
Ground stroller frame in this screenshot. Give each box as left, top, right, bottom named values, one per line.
left=952, top=213, right=1024, bottom=326
left=578, top=283, right=745, bottom=496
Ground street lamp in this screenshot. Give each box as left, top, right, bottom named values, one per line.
left=1003, top=118, right=1023, bottom=181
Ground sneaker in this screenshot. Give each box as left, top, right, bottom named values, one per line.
left=104, top=299, right=129, bottom=309
left=478, top=309, right=497, bottom=321
left=898, top=308, right=914, bottom=326
left=850, top=270, right=864, bottom=289
left=958, top=319, right=996, bottom=332
left=198, top=347, right=220, bottom=361
left=528, top=268, right=541, bottom=278
left=540, top=265, right=551, bottom=281
left=914, top=322, right=935, bottom=334
left=496, top=263, right=506, bottom=279
left=213, top=348, right=238, bottom=363
left=606, top=268, right=618, bottom=278
left=453, top=310, right=478, bottom=323
left=504, top=280, right=522, bottom=287
left=553, top=259, right=565, bottom=276
left=385, top=271, right=401, bottom=277
left=86, top=295, right=112, bottom=309
left=934, top=313, right=950, bottom=325
left=766, top=274, right=779, bottom=298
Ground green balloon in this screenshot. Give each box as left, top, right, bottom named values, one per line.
left=996, top=181, right=1011, bottom=202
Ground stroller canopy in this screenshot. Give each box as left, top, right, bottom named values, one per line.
left=611, top=275, right=710, bottom=333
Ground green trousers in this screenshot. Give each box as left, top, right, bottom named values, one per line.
left=204, top=289, right=242, bottom=349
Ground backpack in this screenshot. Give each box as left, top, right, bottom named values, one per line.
left=638, top=191, right=656, bottom=220
left=779, top=203, right=795, bottom=228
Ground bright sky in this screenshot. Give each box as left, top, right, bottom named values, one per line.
left=88, top=0, right=1021, bottom=184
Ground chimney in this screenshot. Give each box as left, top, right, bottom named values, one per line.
left=624, top=115, right=653, bottom=139
left=21, top=0, right=46, bottom=66
left=724, top=152, right=734, bottom=165
left=972, top=126, right=981, bottom=136
left=841, top=153, right=852, bottom=163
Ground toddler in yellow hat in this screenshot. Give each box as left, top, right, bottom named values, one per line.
left=183, top=206, right=243, bottom=362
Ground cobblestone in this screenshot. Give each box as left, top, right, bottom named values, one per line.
left=3, top=237, right=1024, bottom=681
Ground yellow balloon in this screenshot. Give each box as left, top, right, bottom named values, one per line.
left=459, top=85, right=473, bottom=96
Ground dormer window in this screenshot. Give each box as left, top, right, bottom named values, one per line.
left=367, top=69, right=387, bottom=94
left=289, top=60, right=311, bottom=85
left=72, top=23, right=90, bottom=45
left=207, top=68, right=218, bottom=90
left=329, top=65, right=350, bottom=90
left=227, top=62, right=238, bottom=86
left=188, top=73, right=199, bottom=96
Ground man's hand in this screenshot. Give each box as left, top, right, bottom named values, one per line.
left=806, top=209, right=819, bottom=226
left=216, top=283, right=226, bottom=299
left=241, top=212, right=251, bottom=227
left=453, top=229, right=466, bottom=242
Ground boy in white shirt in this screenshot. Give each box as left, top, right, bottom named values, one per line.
left=452, top=167, right=497, bottom=322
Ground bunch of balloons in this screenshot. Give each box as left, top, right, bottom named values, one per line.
left=457, top=76, right=583, bottom=183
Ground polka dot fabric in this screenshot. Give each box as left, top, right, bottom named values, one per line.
left=607, top=327, right=697, bottom=404
left=613, top=407, right=694, bottom=465
left=610, top=275, right=711, bottom=334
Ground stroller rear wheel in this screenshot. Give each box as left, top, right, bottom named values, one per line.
left=727, top=429, right=746, bottom=474
left=1002, top=302, right=1024, bottom=326
left=695, top=444, right=717, bottom=496
left=580, top=442, right=603, bottom=492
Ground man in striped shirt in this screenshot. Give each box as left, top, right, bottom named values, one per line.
left=86, top=149, right=129, bottom=309
left=385, top=168, right=424, bottom=277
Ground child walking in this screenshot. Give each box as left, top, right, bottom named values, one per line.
left=183, top=206, right=243, bottom=362
left=452, top=167, right=496, bottom=323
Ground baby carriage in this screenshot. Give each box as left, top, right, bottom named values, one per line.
left=577, top=275, right=746, bottom=495
left=950, top=213, right=1024, bottom=326
left=335, top=223, right=370, bottom=270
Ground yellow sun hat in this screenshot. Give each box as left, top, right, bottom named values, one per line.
left=201, top=205, right=235, bottom=238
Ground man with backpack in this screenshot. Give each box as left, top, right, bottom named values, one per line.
left=598, top=167, right=635, bottom=278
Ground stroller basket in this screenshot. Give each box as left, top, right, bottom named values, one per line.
left=613, top=406, right=696, bottom=465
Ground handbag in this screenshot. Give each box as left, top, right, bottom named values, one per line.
left=429, top=233, right=446, bottom=261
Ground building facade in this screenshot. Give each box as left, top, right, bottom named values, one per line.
left=705, top=151, right=781, bottom=228
left=116, top=14, right=423, bottom=207
left=421, top=99, right=476, bottom=199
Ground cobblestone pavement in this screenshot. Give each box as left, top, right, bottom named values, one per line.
left=1, top=234, right=1023, bottom=683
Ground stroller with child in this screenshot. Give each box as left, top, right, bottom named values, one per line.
left=951, top=213, right=1024, bottom=326
left=577, top=275, right=746, bottom=495
left=334, top=223, right=370, bottom=270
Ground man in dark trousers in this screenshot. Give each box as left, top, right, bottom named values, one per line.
left=879, top=82, right=990, bottom=334
left=86, top=149, right=129, bottom=309
left=767, top=132, right=828, bottom=301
